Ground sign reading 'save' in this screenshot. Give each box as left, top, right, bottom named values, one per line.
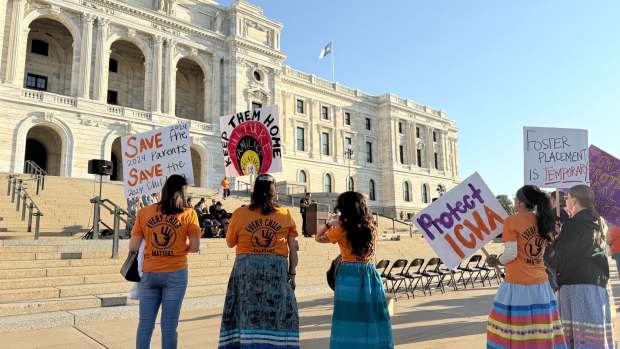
left=413, top=173, right=507, bottom=269
left=121, top=123, right=193, bottom=199
left=523, top=127, right=588, bottom=188
left=219, top=105, right=282, bottom=177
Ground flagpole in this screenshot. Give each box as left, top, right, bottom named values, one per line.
left=331, top=41, right=336, bottom=82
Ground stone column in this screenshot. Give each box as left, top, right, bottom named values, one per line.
left=93, top=18, right=110, bottom=102
left=5, top=0, right=25, bottom=85
left=163, top=38, right=176, bottom=115
left=441, top=130, right=449, bottom=171
left=203, top=77, right=210, bottom=122
left=408, top=120, right=416, bottom=166
left=79, top=14, right=95, bottom=98
left=151, top=36, right=164, bottom=112
left=426, top=126, right=434, bottom=169
left=211, top=54, right=222, bottom=121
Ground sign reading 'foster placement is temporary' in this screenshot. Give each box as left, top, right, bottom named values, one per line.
left=121, top=122, right=193, bottom=199
left=414, top=172, right=507, bottom=269
left=523, top=126, right=588, bottom=188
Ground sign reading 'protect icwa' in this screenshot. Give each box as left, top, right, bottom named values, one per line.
left=219, top=105, right=282, bottom=177
left=523, top=126, right=589, bottom=188
left=413, top=172, right=507, bottom=269
left=121, top=122, right=194, bottom=199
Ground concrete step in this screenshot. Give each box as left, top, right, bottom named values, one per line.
left=0, top=296, right=101, bottom=317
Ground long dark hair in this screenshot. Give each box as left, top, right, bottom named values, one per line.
left=336, top=191, right=375, bottom=258
left=516, top=185, right=554, bottom=240
left=158, top=175, right=188, bottom=215
left=250, top=174, right=279, bottom=215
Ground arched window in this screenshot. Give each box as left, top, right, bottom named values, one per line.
left=347, top=176, right=354, bottom=191
left=404, top=181, right=411, bottom=202
left=369, top=180, right=376, bottom=201
left=323, top=174, right=332, bottom=193
left=297, top=170, right=307, bottom=184
left=422, top=183, right=430, bottom=203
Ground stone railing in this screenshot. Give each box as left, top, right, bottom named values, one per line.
left=21, top=89, right=77, bottom=107
left=184, top=119, right=215, bottom=132
left=107, top=105, right=152, bottom=121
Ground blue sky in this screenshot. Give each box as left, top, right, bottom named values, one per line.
left=225, top=1, right=620, bottom=195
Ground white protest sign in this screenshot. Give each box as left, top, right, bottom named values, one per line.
left=524, top=127, right=588, bottom=188
left=121, top=122, right=193, bottom=199
left=413, top=172, right=507, bottom=269
left=219, top=105, right=282, bottom=177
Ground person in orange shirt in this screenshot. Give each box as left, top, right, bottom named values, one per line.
left=129, top=175, right=201, bottom=349
left=315, top=191, right=393, bottom=349
left=220, top=177, right=230, bottom=199
left=218, top=173, right=299, bottom=348
left=610, top=224, right=620, bottom=278
left=486, top=185, right=566, bottom=348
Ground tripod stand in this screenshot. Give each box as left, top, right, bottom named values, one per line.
left=83, top=174, right=106, bottom=240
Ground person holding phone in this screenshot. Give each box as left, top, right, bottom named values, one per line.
left=315, top=191, right=393, bottom=349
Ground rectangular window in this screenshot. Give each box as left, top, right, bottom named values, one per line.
left=25, top=73, right=47, bottom=91
left=251, top=102, right=262, bottom=110
left=417, top=149, right=423, bottom=167
left=366, top=142, right=373, bottom=163
left=107, top=90, right=118, bottom=105
left=321, top=106, right=329, bottom=120
left=296, top=99, right=304, bottom=114
left=31, top=40, right=49, bottom=56
left=345, top=137, right=352, bottom=158
left=321, top=132, right=330, bottom=155
left=296, top=127, right=305, bottom=152
left=399, top=145, right=405, bottom=164
left=344, top=112, right=351, bottom=126
left=109, top=59, right=118, bottom=73
left=434, top=152, right=439, bottom=169
left=433, top=131, right=438, bottom=142
left=398, top=122, right=403, bottom=134
left=365, top=118, right=371, bottom=130
left=416, top=126, right=421, bottom=138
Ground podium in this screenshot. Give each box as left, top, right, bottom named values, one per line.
left=306, top=203, right=329, bottom=236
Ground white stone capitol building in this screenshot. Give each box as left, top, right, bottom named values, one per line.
left=0, top=0, right=459, bottom=217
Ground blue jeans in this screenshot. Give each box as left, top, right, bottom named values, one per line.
left=613, top=253, right=620, bottom=278
left=137, top=268, right=188, bottom=349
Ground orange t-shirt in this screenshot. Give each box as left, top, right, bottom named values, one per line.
left=221, top=179, right=230, bottom=189
left=131, top=204, right=201, bottom=273
left=327, top=226, right=375, bottom=263
left=609, top=226, right=620, bottom=254
left=502, top=211, right=548, bottom=285
left=226, top=206, right=297, bottom=257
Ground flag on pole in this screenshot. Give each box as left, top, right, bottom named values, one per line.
left=318, top=41, right=332, bottom=59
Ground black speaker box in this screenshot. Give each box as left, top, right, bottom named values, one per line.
left=88, top=159, right=113, bottom=176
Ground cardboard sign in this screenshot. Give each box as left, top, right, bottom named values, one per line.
left=220, top=105, right=282, bottom=177
left=589, top=145, right=620, bottom=227
left=524, top=127, right=588, bottom=188
left=121, top=123, right=193, bottom=199
left=413, top=172, right=507, bottom=269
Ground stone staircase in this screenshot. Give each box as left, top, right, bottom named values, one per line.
left=0, top=173, right=436, bottom=333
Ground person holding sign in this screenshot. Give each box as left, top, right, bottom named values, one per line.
left=315, top=192, right=393, bottom=349
left=129, top=175, right=201, bottom=349
left=554, top=185, right=615, bottom=348
left=218, top=174, right=299, bottom=349
left=486, top=185, right=566, bottom=348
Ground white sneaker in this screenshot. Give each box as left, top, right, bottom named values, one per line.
left=129, top=283, right=139, bottom=300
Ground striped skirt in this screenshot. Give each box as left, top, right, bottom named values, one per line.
left=487, top=282, right=566, bottom=348
left=330, top=262, right=393, bottom=349
left=559, top=284, right=615, bottom=349
left=218, top=254, right=299, bottom=349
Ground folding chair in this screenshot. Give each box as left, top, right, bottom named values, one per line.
left=384, top=259, right=409, bottom=295
left=403, top=258, right=426, bottom=298
left=439, top=260, right=464, bottom=291
left=421, top=258, right=445, bottom=295
left=458, top=255, right=483, bottom=288
left=481, top=254, right=504, bottom=286
left=376, top=259, right=390, bottom=289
